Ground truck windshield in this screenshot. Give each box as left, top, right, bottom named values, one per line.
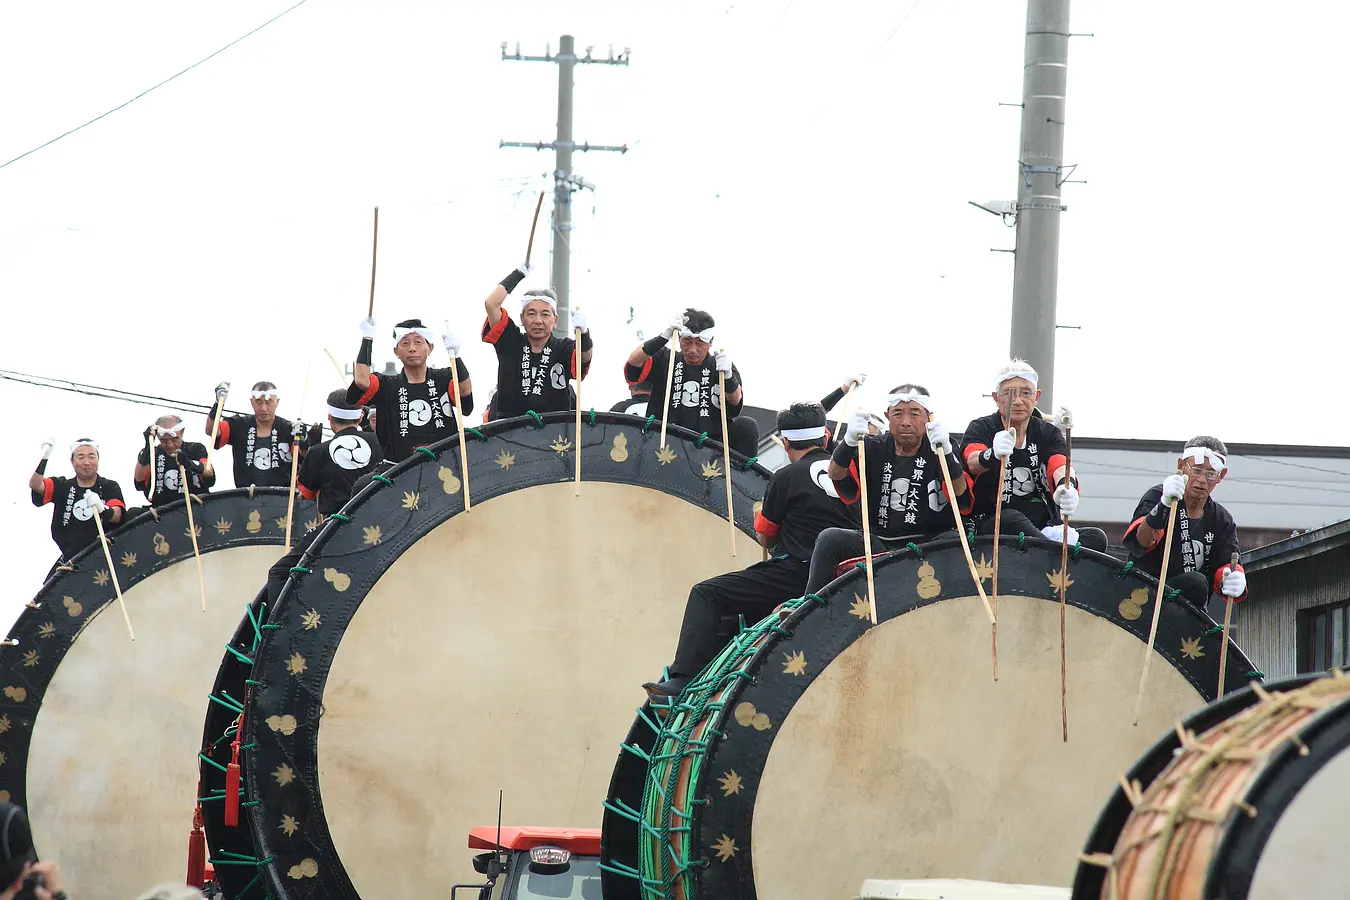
left=513, top=857, right=602, bottom=900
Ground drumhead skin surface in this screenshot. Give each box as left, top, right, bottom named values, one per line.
left=0, top=488, right=313, bottom=900
left=604, top=535, right=1258, bottom=900
left=243, top=413, right=769, bottom=899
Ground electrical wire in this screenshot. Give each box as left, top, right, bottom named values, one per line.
left=0, top=368, right=249, bottom=418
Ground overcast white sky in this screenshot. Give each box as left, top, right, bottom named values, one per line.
left=2, top=1, right=1346, bottom=623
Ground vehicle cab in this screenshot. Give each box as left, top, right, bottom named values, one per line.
left=454, top=825, right=601, bottom=900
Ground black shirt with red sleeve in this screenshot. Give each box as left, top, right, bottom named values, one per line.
left=212, top=415, right=298, bottom=488
left=961, top=410, right=1072, bottom=529
left=135, top=441, right=215, bottom=506
left=297, top=427, right=384, bottom=515
left=754, top=447, right=856, bottom=562
left=482, top=313, right=586, bottom=419
left=347, top=365, right=470, bottom=463
left=1123, top=485, right=1242, bottom=596
left=624, top=346, right=744, bottom=439
left=32, top=475, right=126, bottom=559
left=831, top=433, right=972, bottom=540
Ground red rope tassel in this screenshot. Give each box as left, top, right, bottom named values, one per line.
left=187, top=798, right=206, bottom=888
left=224, top=715, right=242, bottom=827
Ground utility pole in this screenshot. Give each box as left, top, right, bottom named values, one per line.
left=501, top=35, right=629, bottom=337
left=1008, top=0, right=1071, bottom=411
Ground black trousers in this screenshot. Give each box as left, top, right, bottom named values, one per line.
left=804, top=527, right=939, bottom=595
left=971, top=509, right=1109, bottom=553
left=265, top=530, right=318, bottom=608
left=669, top=556, right=808, bottom=679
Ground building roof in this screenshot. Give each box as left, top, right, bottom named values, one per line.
left=1242, top=517, right=1350, bottom=573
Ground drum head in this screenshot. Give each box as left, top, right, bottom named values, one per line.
left=607, top=535, right=1257, bottom=900
left=0, top=489, right=312, bottom=900
left=243, top=413, right=769, bottom=899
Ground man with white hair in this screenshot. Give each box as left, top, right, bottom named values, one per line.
left=482, top=262, right=592, bottom=419
left=625, top=307, right=759, bottom=457
left=133, top=415, right=215, bottom=506
left=1124, top=436, right=1246, bottom=615
left=29, top=438, right=126, bottom=564
left=205, top=380, right=319, bottom=488
left=803, top=383, right=971, bottom=594
left=962, top=359, right=1108, bottom=552
left=348, top=317, right=474, bottom=462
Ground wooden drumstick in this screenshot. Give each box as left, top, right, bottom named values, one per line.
left=284, top=362, right=311, bottom=553
left=659, top=332, right=678, bottom=450
left=180, top=465, right=207, bottom=611
left=1133, top=496, right=1181, bottom=725
left=1217, top=550, right=1240, bottom=696
left=525, top=191, right=545, bottom=267
left=856, top=429, right=878, bottom=626
left=147, top=429, right=157, bottom=502
left=1056, top=406, right=1074, bottom=743
left=449, top=354, right=472, bottom=512
left=91, top=503, right=135, bottom=641
left=207, top=386, right=228, bottom=454
left=930, top=414, right=995, bottom=627
left=990, top=394, right=1016, bottom=683
left=324, top=348, right=348, bottom=385
left=574, top=323, right=583, bottom=497
left=368, top=206, right=379, bottom=318
left=718, top=368, right=736, bottom=558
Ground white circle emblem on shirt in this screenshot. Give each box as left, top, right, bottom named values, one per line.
left=408, top=399, right=433, bottom=427
left=808, top=460, right=841, bottom=499
left=330, top=434, right=372, bottom=470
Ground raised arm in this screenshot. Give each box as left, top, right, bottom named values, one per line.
left=205, top=382, right=230, bottom=447
left=352, top=318, right=379, bottom=393
left=28, top=439, right=53, bottom=497
left=487, top=263, right=531, bottom=327
left=626, top=312, right=685, bottom=371
left=569, top=309, right=594, bottom=380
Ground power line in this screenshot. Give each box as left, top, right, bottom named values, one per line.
left=0, top=368, right=250, bottom=418
left=0, top=0, right=311, bottom=172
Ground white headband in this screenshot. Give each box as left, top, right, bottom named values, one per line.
left=520, top=293, right=557, bottom=314
left=392, top=326, right=436, bottom=347
left=1182, top=446, right=1228, bottom=470
left=886, top=389, right=934, bottom=412
left=251, top=389, right=279, bottom=400
left=679, top=326, right=715, bottom=342
left=69, top=439, right=100, bottom=453
left=780, top=425, right=827, bottom=441
left=996, top=369, right=1039, bottom=391
left=327, top=404, right=364, bottom=421
left=154, top=421, right=186, bottom=436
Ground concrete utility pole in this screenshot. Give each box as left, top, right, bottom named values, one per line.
left=501, top=35, right=629, bottom=337
left=1009, top=0, right=1071, bottom=411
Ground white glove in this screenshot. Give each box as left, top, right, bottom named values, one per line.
left=570, top=308, right=588, bottom=333
left=358, top=317, right=379, bottom=339
left=925, top=418, right=951, bottom=453
left=714, top=349, right=734, bottom=374
left=991, top=428, right=1016, bottom=460
left=84, top=490, right=106, bottom=513
left=1041, top=523, right=1080, bottom=545
left=661, top=312, right=687, bottom=341
left=1220, top=566, right=1247, bottom=599
left=1161, top=473, right=1188, bottom=506
left=517, top=260, right=533, bottom=277
left=441, top=325, right=461, bottom=359
left=1054, top=483, right=1080, bottom=517
left=846, top=373, right=867, bottom=389
left=214, top=381, right=230, bottom=400
left=844, top=410, right=870, bottom=447
left=41, top=438, right=55, bottom=459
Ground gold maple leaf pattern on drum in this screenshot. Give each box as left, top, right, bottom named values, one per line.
left=656, top=446, right=677, bottom=466
left=849, top=595, right=871, bottom=620
left=92, top=569, right=110, bottom=586
left=362, top=525, right=382, bottom=545
left=401, top=491, right=420, bottom=510
left=550, top=435, right=572, bottom=454
left=184, top=524, right=203, bottom=540
left=782, top=650, right=807, bottom=676
left=1047, top=566, right=1073, bottom=592
left=973, top=554, right=994, bottom=582
left=304, top=516, right=322, bottom=534
left=1, top=687, right=26, bottom=703
left=62, top=597, right=83, bottom=618
left=438, top=467, right=461, bottom=495
left=717, top=770, right=743, bottom=797
left=37, top=623, right=55, bottom=639
left=287, top=859, right=318, bottom=880
left=265, top=714, right=298, bottom=736
left=712, top=834, right=738, bottom=862
left=273, top=763, right=295, bottom=786
left=214, top=518, right=232, bottom=535
left=1180, top=636, right=1205, bottom=660
left=0, top=715, right=10, bottom=733
left=1119, top=587, right=1149, bottom=621
left=280, top=815, right=299, bottom=837
left=21, top=650, right=38, bottom=668
left=733, top=701, right=772, bottom=731
left=120, top=551, right=137, bottom=568
left=495, top=450, right=516, bottom=469
left=275, top=516, right=289, bottom=530
left=0, top=751, right=7, bottom=767
left=301, top=609, right=321, bottom=631
left=323, top=568, right=351, bottom=592
left=286, top=653, right=307, bottom=676
left=701, top=459, right=723, bottom=479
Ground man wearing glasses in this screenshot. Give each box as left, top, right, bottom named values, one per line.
left=962, top=360, right=1108, bottom=552
left=205, top=381, right=319, bottom=489
left=624, top=307, right=759, bottom=457
left=1123, top=437, right=1246, bottom=615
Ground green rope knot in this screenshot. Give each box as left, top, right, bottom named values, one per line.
left=371, top=474, right=394, bottom=487
left=1164, top=587, right=1182, bottom=602
left=328, top=513, right=352, bottom=522
left=641, top=415, right=656, bottom=433
left=1203, top=625, right=1224, bottom=637
left=414, top=446, right=436, bottom=460
left=695, top=432, right=708, bottom=447
left=1245, top=669, right=1265, bottom=679
left=588, top=408, right=596, bottom=426
left=905, top=541, right=922, bottom=558
left=244, top=678, right=263, bottom=687
left=1117, top=560, right=1134, bottom=577
left=288, top=566, right=311, bottom=575
left=1070, top=541, right=1083, bottom=559
left=525, top=410, right=544, bottom=428
left=738, top=456, right=758, bottom=469
left=803, top=592, right=827, bottom=606
left=1016, top=532, right=1027, bottom=550
left=260, top=623, right=280, bottom=630
left=465, top=426, right=486, bottom=441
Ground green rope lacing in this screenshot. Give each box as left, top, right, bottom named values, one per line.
left=328, top=513, right=352, bottom=522
left=526, top=410, right=544, bottom=427
left=906, top=541, right=922, bottom=558
left=414, top=446, right=436, bottom=460
left=738, top=456, right=758, bottom=470
left=1016, top=532, right=1027, bottom=550
left=802, top=592, right=827, bottom=606
left=695, top=432, right=708, bottom=448
left=222, top=646, right=254, bottom=667
left=589, top=408, right=596, bottom=426
left=288, top=566, right=310, bottom=575
left=465, top=426, right=486, bottom=441
left=1246, top=670, right=1265, bottom=679
left=1164, top=588, right=1181, bottom=602
left=372, top=474, right=394, bottom=486
left=1203, top=624, right=1224, bottom=637
left=642, top=415, right=656, bottom=433
left=1116, top=560, right=1135, bottom=577
left=1070, top=541, right=1082, bottom=559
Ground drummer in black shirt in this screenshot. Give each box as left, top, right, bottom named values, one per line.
left=133, top=415, right=216, bottom=506
left=482, top=262, right=591, bottom=420
left=1123, top=436, right=1247, bottom=616
left=804, top=384, right=972, bottom=594
left=265, top=390, right=385, bottom=606
left=206, top=380, right=318, bottom=488
left=348, top=317, right=473, bottom=462
left=624, top=309, right=760, bottom=457
left=643, top=402, right=853, bottom=698
left=29, top=438, right=126, bottom=565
